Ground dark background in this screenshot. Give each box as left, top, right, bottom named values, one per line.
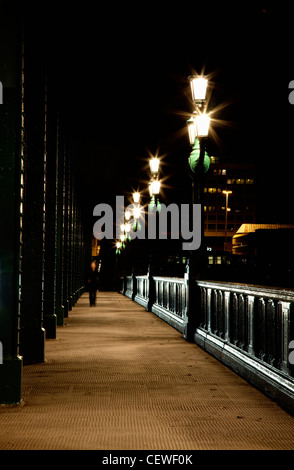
left=15, top=0, right=293, bottom=293
left=25, top=2, right=294, bottom=225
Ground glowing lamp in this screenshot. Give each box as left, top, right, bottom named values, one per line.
left=150, top=180, right=161, bottom=195
left=125, top=210, right=131, bottom=221
left=195, top=113, right=210, bottom=137
left=116, top=241, right=121, bottom=249
left=133, top=207, right=141, bottom=219
left=186, top=116, right=197, bottom=145
left=125, top=223, right=131, bottom=233
left=189, top=76, right=208, bottom=102
left=133, top=192, right=140, bottom=204
left=149, top=157, right=159, bottom=174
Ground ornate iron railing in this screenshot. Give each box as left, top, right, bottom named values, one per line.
left=196, top=280, right=294, bottom=378
left=119, top=273, right=294, bottom=413
left=151, top=276, right=188, bottom=333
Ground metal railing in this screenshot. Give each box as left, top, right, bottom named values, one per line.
left=134, top=275, right=149, bottom=308
left=151, top=276, right=188, bottom=333
left=195, top=280, right=294, bottom=378
left=119, top=272, right=294, bottom=413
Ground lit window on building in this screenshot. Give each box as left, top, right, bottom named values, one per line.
left=216, top=256, right=222, bottom=264
left=208, top=256, right=214, bottom=265
left=245, top=178, right=254, bottom=184
left=236, top=179, right=245, bottom=184
left=222, top=169, right=226, bottom=175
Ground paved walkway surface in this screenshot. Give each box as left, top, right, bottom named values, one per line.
left=0, top=292, right=294, bottom=450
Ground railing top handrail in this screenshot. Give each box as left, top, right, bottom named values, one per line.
left=153, top=276, right=185, bottom=284
left=135, top=275, right=148, bottom=279
left=196, top=279, right=294, bottom=302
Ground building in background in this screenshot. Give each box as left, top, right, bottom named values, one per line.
left=203, top=157, right=256, bottom=259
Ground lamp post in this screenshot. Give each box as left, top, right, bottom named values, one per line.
left=222, top=190, right=232, bottom=251
left=183, top=75, right=212, bottom=341
left=187, top=76, right=211, bottom=206
left=186, top=76, right=211, bottom=253
left=149, top=157, right=161, bottom=211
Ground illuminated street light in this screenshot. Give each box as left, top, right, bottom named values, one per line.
left=187, top=115, right=197, bottom=146
left=187, top=113, right=210, bottom=145
left=125, top=210, right=131, bottom=221
left=150, top=179, right=161, bottom=195
left=189, top=76, right=208, bottom=103
left=133, top=207, right=141, bottom=219
left=222, top=190, right=232, bottom=251
left=133, top=192, right=140, bottom=204
left=195, top=113, right=210, bottom=137
left=149, top=157, right=160, bottom=175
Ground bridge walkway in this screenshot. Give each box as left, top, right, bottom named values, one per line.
left=0, top=292, right=293, bottom=450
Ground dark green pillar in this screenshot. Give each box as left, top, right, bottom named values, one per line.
left=19, top=29, right=46, bottom=364
left=43, top=75, right=57, bottom=339
left=62, top=144, right=70, bottom=318
left=0, top=1, right=23, bottom=403
left=55, top=118, right=65, bottom=326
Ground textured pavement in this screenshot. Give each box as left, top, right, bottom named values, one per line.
left=0, top=291, right=294, bottom=450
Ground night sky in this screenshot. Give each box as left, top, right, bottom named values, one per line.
left=27, top=3, right=294, bottom=223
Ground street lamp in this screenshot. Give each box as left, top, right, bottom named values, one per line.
left=149, top=157, right=160, bottom=175
left=150, top=179, right=161, bottom=196
left=133, top=192, right=140, bottom=204
left=189, top=76, right=208, bottom=104
left=195, top=113, right=210, bottom=137
left=187, top=75, right=211, bottom=206
left=222, top=190, right=232, bottom=251
left=185, top=73, right=212, bottom=320
left=148, top=156, right=161, bottom=212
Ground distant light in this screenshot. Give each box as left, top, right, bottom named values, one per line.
left=150, top=180, right=161, bottom=195
left=120, top=224, right=125, bottom=232
left=125, top=223, right=131, bottom=233
left=133, top=192, right=140, bottom=204
left=120, top=234, right=125, bottom=242
left=125, top=210, right=131, bottom=220
left=116, top=241, right=121, bottom=249
left=149, top=157, right=160, bottom=174
left=133, top=207, right=141, bottom=219
left=189, top=76, right=208, bottom=102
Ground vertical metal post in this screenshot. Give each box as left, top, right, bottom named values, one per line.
left=19, top=24, right=46, bottom=364
left=0, top=1, right=23, bottom=403
left=43, top=72, right=57, bottom=339
left=54, top=115, right=65, bottom=325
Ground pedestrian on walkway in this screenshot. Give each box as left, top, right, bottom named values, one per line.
left=87, top=260, right=100, bottom=307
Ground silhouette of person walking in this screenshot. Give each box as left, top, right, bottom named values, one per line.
left=88, top=260, right=99, bottom=307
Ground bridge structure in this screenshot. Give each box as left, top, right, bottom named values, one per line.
left=120, top=268, right=294, bottom=415
left=0, top=2, right=294, bottom=451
